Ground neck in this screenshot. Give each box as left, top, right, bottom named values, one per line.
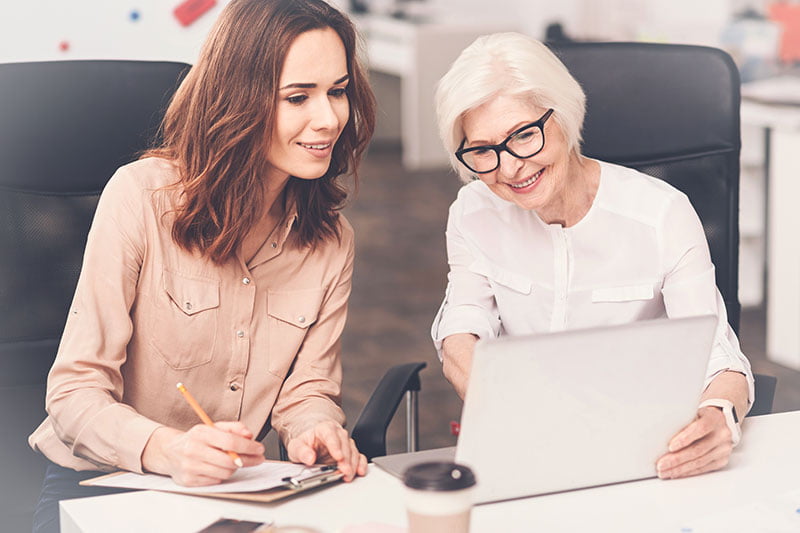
left=240, top=181, right=288, bottom=264
left=537, top=154, right=599, bottom=228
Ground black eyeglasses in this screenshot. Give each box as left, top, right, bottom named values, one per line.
left=455, top=108, right=554, bottom=174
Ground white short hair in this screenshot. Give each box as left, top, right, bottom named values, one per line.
left=436, top=32, right=586, bottom=183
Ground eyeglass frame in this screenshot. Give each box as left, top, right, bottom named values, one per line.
left=455, top=108, right=554, bottom=174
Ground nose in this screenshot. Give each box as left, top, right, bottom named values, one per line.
left=311, top=96, right=340, bottom=132
left=496, top=149, right=522, bottom=180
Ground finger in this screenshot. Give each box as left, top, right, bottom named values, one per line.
left=317, top=424, right=345, bottom=463
left=197, top=425, right=264, bottom=457
left=670, top=455, right=730, bottom=479
left=287, top=439, right=318, bottom=466
left=316, top=426, right=354, bottom=479
left=214, top=421, right=254, bottom=439
left=239, top=453, right=266, bottom=467
left=334, top=435, right=357, bottom=481
left=659, top=442, right=731, bottom=479
left=175, top=445, right=239, bottom=482
left=667, top=415, right=714, bottom=453
left=658, top=432, right=719, bottom=474
left=356, top=451, right=368, bottom=477
left=344, top=438, right=365, bottom=480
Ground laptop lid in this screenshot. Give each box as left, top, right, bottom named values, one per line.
left=372, top=446, right=457, bottom=479
left=455, top=315, right=716, bottom=504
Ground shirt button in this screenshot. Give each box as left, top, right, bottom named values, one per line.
left=297, top=316, right=306, bottom=324
left=271, top=242, right=277, bottom=249
left=236, top=330, right=245, bottom=338
left=242, top=277, right=251, bottom=285
left=185, top=302, right=192, bottom=311
left=229, top=383, right=240, bottom=392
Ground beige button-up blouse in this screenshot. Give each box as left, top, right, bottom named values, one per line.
left=29, top=157, right=352, bottom=473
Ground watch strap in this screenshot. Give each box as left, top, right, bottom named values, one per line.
left=699, top=398, right=741, bottom=447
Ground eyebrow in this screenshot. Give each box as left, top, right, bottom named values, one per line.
left=467, top=120, right=536, bottom=146
left=279, top=74, right=350, bottom=90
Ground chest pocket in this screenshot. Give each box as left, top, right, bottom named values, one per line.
left=591, top=284, right=654, bottom=303
left=266, top=288, right=325, bottom=378
left=147, top=270, right=220, bottom=369
left=469, top=259, right=532, bottom=295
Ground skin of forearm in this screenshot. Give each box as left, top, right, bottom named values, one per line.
left=441, top=333, right=479, bottom=400
left=700, top=370, right=750, bottom=419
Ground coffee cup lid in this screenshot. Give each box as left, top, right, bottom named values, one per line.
left=403, top=462, right=476, bottom=491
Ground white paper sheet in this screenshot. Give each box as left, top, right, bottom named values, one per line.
left=90, top=462, right=312, bottom=493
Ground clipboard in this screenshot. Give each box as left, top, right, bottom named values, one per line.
left=81, top=462, right=344, bottom=503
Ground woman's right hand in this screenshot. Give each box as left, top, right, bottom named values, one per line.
left=142, top=422, right=265, bottom=486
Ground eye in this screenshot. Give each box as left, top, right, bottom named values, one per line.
left=514, top=129, right=539, bottom=142
left=328, top=87, right=347, bottom=98
left=470, top=147, right=493, bottom=158
left=286, top=94, right=308, bottom=105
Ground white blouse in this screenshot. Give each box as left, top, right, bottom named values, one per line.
left=431, top=160, right=754, bottom=402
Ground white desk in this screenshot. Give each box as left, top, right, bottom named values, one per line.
left=741, top=77, right=800, bottom=370
left=61, top=411, right=800, bottom=533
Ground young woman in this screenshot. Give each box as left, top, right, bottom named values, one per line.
left=29, top=1, right=375, bottom=530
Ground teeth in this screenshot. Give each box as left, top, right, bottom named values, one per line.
left=300, top=143, right=330, bottom=150
left=510, top=168, right=543, bottom=189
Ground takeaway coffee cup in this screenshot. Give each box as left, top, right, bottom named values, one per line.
left=402, top=462, right=476, bottom=533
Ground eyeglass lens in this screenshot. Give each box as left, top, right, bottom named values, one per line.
left=461, top=123, right=544, bottom=173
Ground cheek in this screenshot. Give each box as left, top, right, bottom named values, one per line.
left=337, top=100, right=351, bottom=131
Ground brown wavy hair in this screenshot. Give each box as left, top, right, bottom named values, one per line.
left=145, top=0, right=375, bottom=263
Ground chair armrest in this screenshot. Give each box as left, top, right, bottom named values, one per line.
left=351, top=362, right=427, bottom=461
left=748, top=373, right=777, bottom=417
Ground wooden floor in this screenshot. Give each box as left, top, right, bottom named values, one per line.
left=327, top=145, right=800, bottom=455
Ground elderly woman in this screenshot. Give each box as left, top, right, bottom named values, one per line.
left=431, top=33, right=753, bottom=480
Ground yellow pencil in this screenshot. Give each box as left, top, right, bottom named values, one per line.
left=176, top=382, right=244, bottom=468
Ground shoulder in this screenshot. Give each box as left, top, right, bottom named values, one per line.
left=337, top=213, right=355, bottom=249
left=450, top=179, right=507, bottom=219
left=303, top=212, right=354, bottom=257
left=102, top=157, right=179, bottom=203
left=595, top=160, right=689, bottom=228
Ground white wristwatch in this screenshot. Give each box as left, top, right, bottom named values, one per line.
left=698, top=399, right=741, bottom=447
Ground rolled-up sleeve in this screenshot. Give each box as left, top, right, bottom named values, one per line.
left=660, top=192, right=755, bottom=405
left=37, top=167, right=163, bottom=472
left=431, top=200, right=501, bottom=359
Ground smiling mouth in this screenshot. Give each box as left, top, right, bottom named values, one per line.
left=509, top=168, right=544, bottom=189
left=299, top=142, right=332, bottom=150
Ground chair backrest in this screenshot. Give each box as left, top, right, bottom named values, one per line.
left=547, top=43, right=779, bottom=417
left=548, top=42, right=742, bottom=332
left=0, top=60, right=190, bottom=388
left=0, top=60, right=188, bottom=530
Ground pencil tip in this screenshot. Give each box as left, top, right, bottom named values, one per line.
left=176, top=382, right=183, bottom=389
left=235, top=458, right=244, bottom=468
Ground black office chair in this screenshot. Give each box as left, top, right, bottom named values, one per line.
left=548, top=42, right=776, bottom=417
left=0, top=60, right=424, bottom=529
left=0, top=59, right=190, bottom=532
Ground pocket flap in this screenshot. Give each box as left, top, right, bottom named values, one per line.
left=163, top=270, right=220, bottom=315
left=468, top=259, right=532, bottom=294
left=592, top=284, right=654, bottom=303
left=268, top=288, right=325, bottom=328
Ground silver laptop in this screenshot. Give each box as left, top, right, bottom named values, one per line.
left=374, top=315, right=716, bottom=504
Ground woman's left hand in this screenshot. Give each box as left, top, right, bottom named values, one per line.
left=655, top=406, right=734, bottom=479
left=285, top=420, right=367, bottom=482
